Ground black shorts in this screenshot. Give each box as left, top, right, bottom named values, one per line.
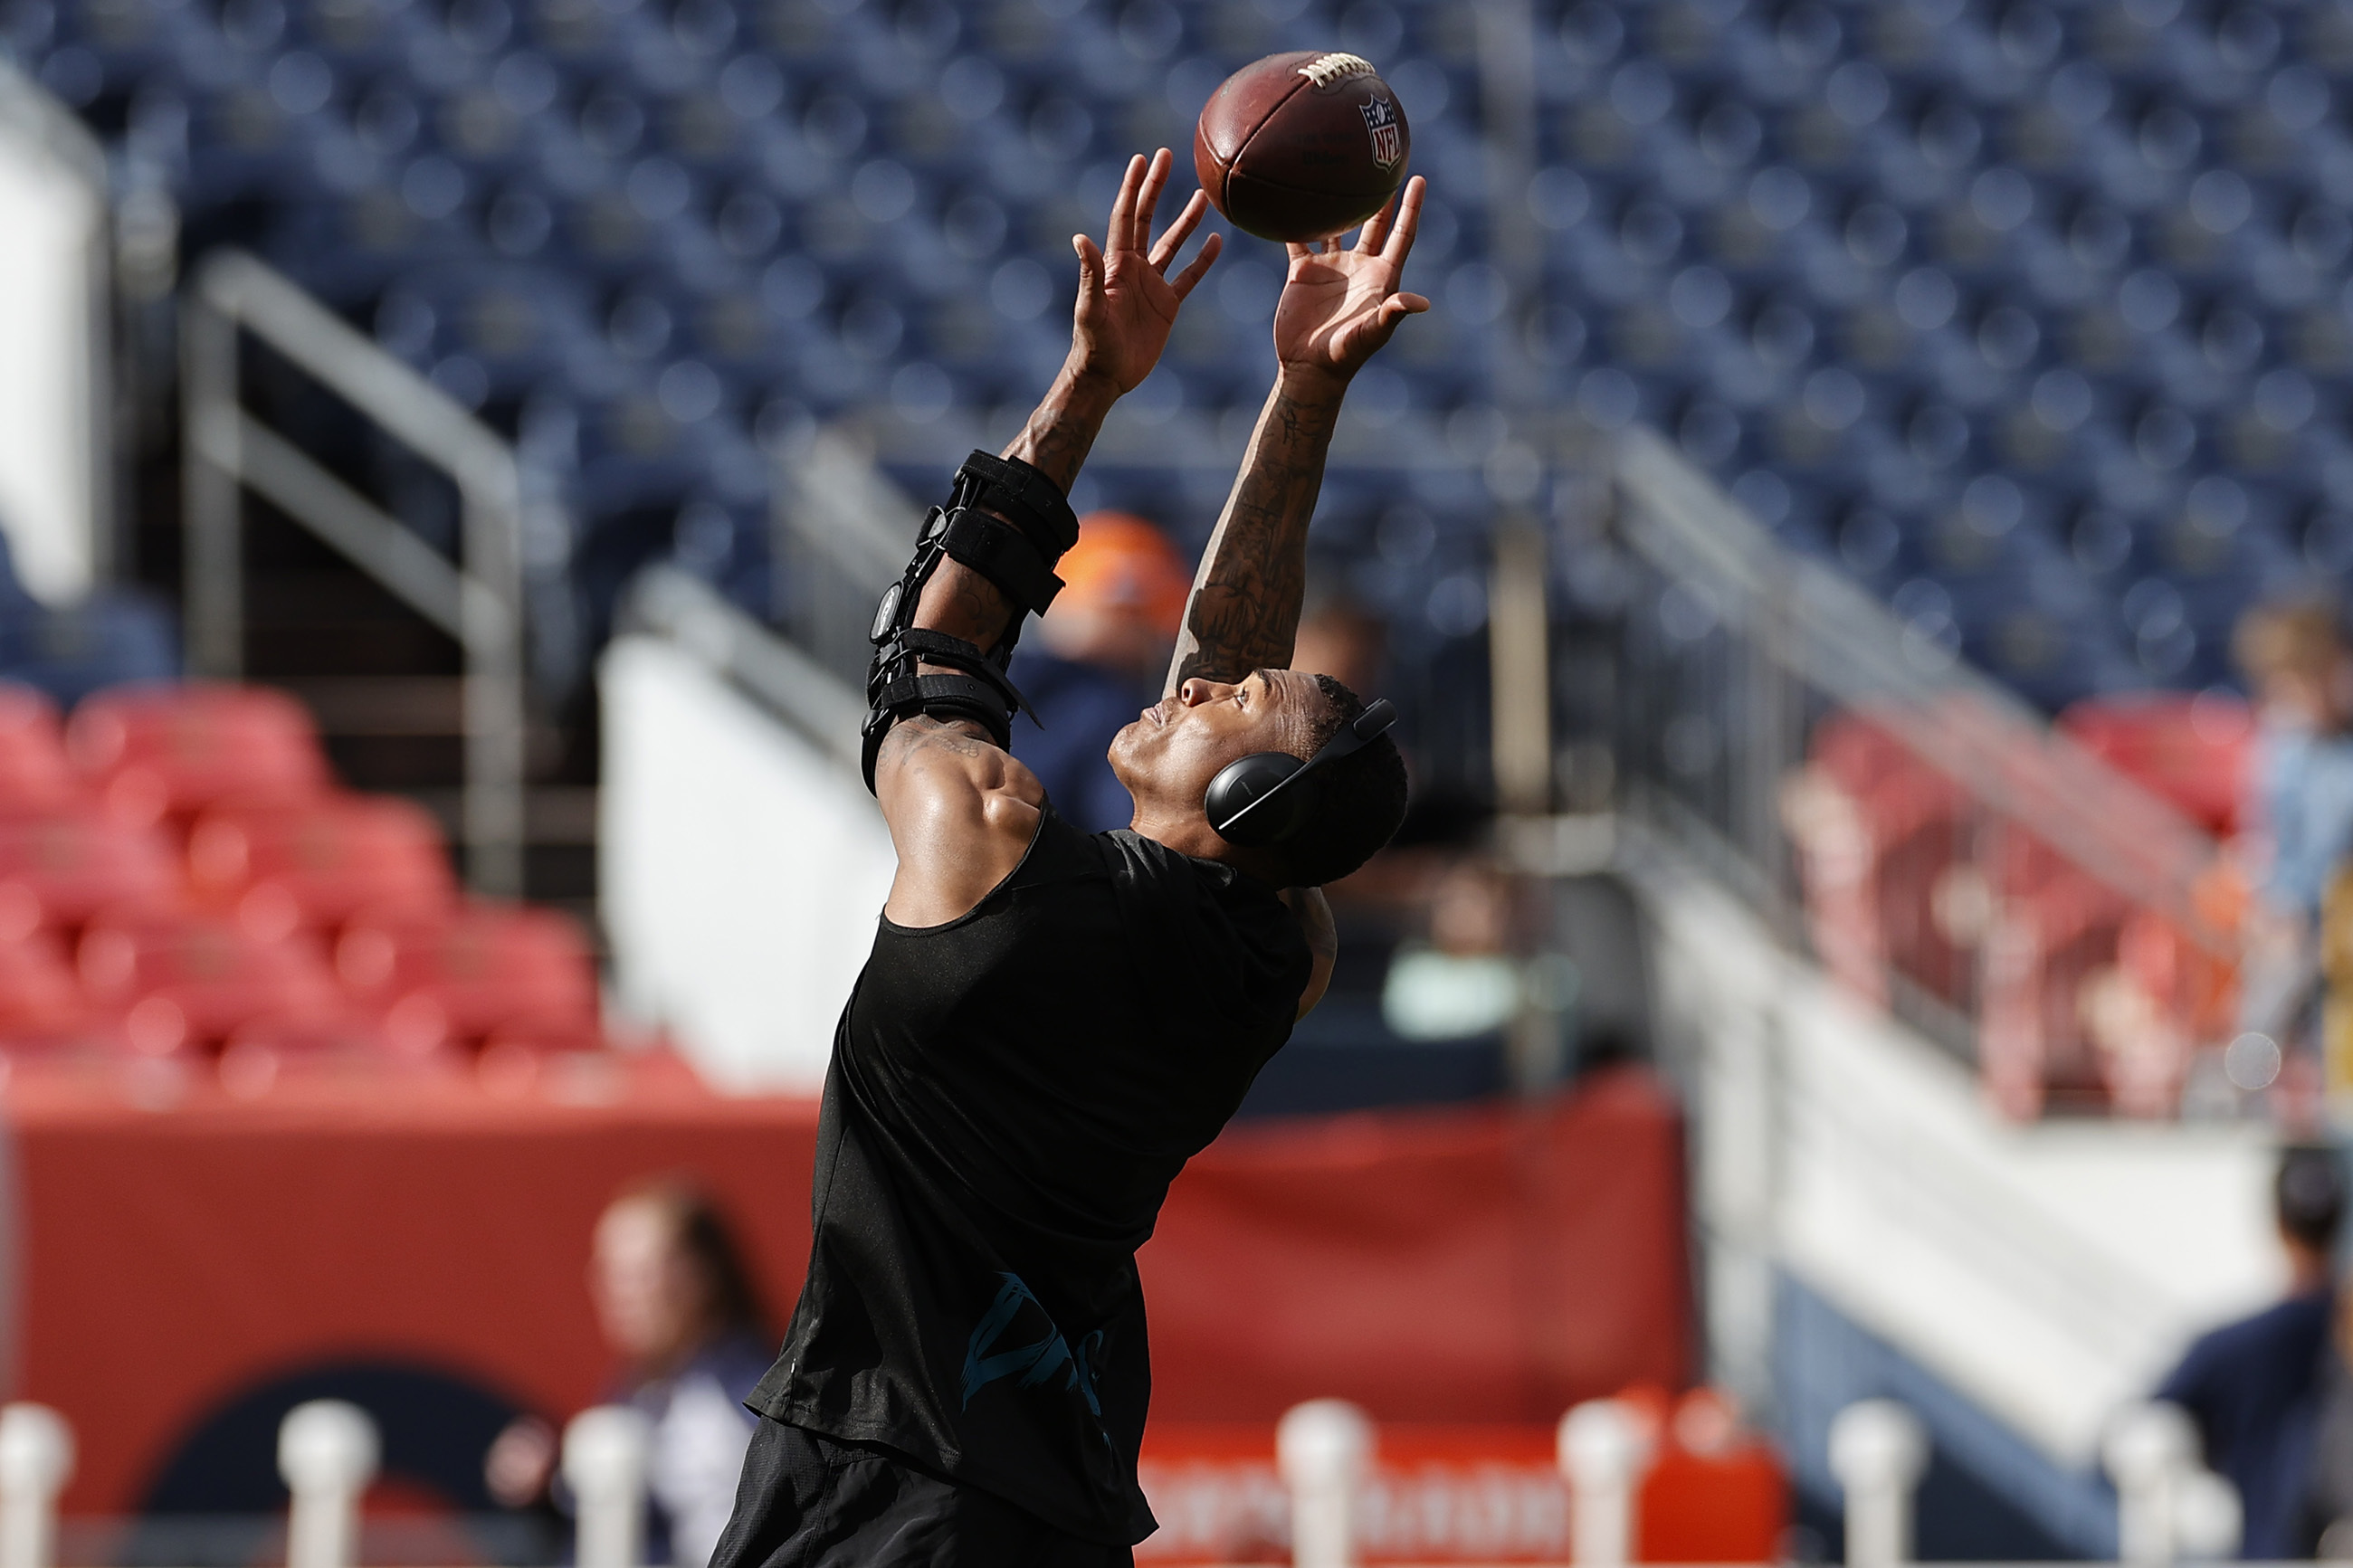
left=710, top=1418, right=1136, bottom=1568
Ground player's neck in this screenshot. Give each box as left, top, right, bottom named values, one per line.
left=1129, top=807, right=1285, bottom=885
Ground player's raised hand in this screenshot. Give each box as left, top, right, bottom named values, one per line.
left=1272, top=176, right=1430, bottom=387
left=1069, top=148, right=1223, bottom=394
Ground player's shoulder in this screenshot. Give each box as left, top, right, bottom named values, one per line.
left=880, top=717, right=1046, bottom=812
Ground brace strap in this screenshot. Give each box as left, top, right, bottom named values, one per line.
left=938, top=509, right=1065, bottom=619
left=953, top=450, right=1081, bottom=557
left=872, top=630, right=1034, bottom=721
left=860, top=452, right=1077, bottom=794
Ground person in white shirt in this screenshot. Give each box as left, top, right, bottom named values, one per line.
left=486, top=1179, right=773, bottom=1568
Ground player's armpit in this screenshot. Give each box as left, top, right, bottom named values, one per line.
left=876, top=717, right=1046, bottom=928
left=1279, top=885, right=1338, bottom=1021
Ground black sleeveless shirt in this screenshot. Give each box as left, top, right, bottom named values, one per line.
left=748, top=810, right=1311, bottom=1545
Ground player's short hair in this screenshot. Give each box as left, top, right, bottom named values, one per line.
left=2276, top=1145, right=2347, bottom=1252
left=1274, top=674, right=1409, bottom=888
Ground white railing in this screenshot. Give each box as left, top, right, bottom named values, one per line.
left=0, top=60, right=113, bottom=599
left=181, top=251, right=529, bottom=896
left=1599, top=428, right=2237, bottom=1120
left=0, top=1394, right=2241, bottom=1568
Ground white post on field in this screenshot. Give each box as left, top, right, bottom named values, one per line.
left=1829, top=1400, right=1928, bottom=1568
left=2174, top=1468, right=2243, bottom=1562
left=1277, top=1399, right=1373, bottom=1568
left=0, top=1404, right=73, bottom=1568
left=2106, top=1401, right=2200, bottom=1565
left=1558, top=1398, right=1655, bottom=1566
left=564, top=1406, right=652, bottom=1568
left=277, top=1401, right=377, bottom=1568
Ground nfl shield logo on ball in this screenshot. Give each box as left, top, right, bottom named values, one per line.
left=1360, top=95, right=1402, bottom=168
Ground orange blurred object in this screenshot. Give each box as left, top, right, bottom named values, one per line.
left=336, top=903, right=598, bottom=1055
left=0, top=808, right=182, bottom=935
left=67, top=683, right=331, bottom=830
left=0, top=685, right=79, bottom=816
left=1053, top=512, right=1193, bottom=637
left=1636, top=1386, right=1787, bottom=1563
left=188, top=795, right=457, bottom=936
left=77, top=910, right=378, bottom=1059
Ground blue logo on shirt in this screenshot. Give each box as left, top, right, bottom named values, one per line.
left=961, top=1272, right=1104, bottom=1417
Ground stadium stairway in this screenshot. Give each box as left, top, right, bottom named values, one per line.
left=227, top=470, right=603, bottom=923
left=1641, top=831, right=2274, bottom=1559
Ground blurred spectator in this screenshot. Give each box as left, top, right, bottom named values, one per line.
left=2159, top=1145, right=2346, bottom=1558
left=2234, top=603, right=2353, bottom=1064
left=485, top=1178, right=772, bottom=1568
left=2236, top=603, right=2353, bottom=918
left=1291, top=577, right=1389, bottom=698
left=1382, top=860, right=1524, bottom=1041
left=1007, top=512, right=1191, bottom=832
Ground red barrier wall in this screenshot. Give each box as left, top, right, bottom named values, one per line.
left=10, top=1058, right=1687, bottom=1515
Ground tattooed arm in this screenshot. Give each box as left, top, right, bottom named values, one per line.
left=1165, top=177, right=1429, bottom=695
left=1165, top=377, right=1339, bottom=687
left=877, top=148, right=1218, bottom=926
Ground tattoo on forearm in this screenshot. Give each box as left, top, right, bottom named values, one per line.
left=1006, top=366, right=1117, bottom=494
left=1011, top=402, right=1100, bottom=494
left=881, top=714, right=996, bottom=765
left=904, top=366, right=1117, bottom=682
left=1167, top=388, right=1338, bottom=692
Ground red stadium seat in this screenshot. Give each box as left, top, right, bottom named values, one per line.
left=187, top=794, right=457, bottom=936
left=1790, top=711, right=1971, bottom=1010
left=0, top=930, right=107, bottom=1053
left=0, top=808, right=183, bottom=935
left=67, top=682, right=331, bottom=830
left=77, top=910, right=378, bottom=1059
left=336, top=903, right=598, bottom=1054
left=2057, top=694, right=2253, bottom=838
left=1979, top=830, right=2136, bottom=1117
left=0, top=684, right=78, bottom=816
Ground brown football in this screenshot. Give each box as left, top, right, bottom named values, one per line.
left=1193, top=51, right=1412, bottom=243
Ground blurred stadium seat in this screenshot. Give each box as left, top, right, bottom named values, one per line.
left=2057, top=691, right=2254, bottom=835
left=16, top=0, right=2345, bottom=718
left=187, top=794, right=459, bottom=935
left=76, top=907, right=377, bottom=1058
left=0, top=805, right=183, bottom=933
left=10, top=0, right=2334, bottom=708
left=0, top=927, right=108, bottom=1051
left=67, top=681, right=333, bottom=829
left=336, top=900, right=599, bottom=1053
left=0, top=664, right=608, bottom=1075
left=0, top=684, right=81, bottom=814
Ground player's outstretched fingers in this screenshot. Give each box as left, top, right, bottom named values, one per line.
left=1380, top=176, right=1425, bottom=263
left=1106, top=154, right=1146, bottom=253
left=1356, top=192, right=1397, bottom=255
left=1133, top=147, right=1173, bottom=249
left=1150, top=189, right=1210, bottom=272
left=1072, top=233, right=1106, bottom=304
left=1169, top=230, right=1223, bottom=300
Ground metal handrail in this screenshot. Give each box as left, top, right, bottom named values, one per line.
left=0, top=60, right=114, bottom=592
left=616, top=566, right=867, bottom=776
left=181, top=251, right=525, bottom=896
left=1611, top=426, right=2227, bottom=953
left=766, top=427, right=913, bottom=694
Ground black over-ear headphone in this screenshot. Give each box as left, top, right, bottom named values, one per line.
left=1206, top=698, right=1399, bottom=848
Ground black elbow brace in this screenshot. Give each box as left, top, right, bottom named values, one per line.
left=862, top=450, right=1082, bottom=792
